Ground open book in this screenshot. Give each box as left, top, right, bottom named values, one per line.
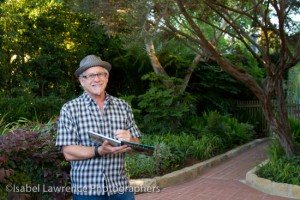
left=88, top=131, right=156, bottom=156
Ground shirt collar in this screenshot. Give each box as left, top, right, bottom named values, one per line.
left=82, top=91, right=113, bottom=105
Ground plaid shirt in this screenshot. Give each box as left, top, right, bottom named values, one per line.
left=56, top=92, right=141, bottom=196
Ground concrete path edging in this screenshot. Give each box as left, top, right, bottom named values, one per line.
left=130, top=138, right=268, bottom=191
left=246, top=160, right=300, bottom=199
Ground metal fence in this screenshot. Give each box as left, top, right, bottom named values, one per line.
left=235, top=100, right=300, bottom=136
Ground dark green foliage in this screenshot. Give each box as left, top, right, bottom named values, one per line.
left=0, top=0, right=125, bottom=124
left=0, top=121, right=70, bottom=200
left=137, top=73, right=196, bottom=134
left=224, top=46, right=265, bottom=81
left=0, top=0, right=122, bottom=100
left=289, top=118, right=300, bottom=148
left=198, top=111, right=255, bottom=148
left=188, top=65, right=254, bottom=114
left=111, top=45, right=152, bottom=96
left=0, top=94, right=66, bottom=123
left=223, top=116, right=256, bottom=145
left=153, top=38, right=196, bottom=77
left=234, top=104, right=267, bottom=137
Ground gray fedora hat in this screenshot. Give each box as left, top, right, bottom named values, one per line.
left=74, top=55, right=112, bottom=78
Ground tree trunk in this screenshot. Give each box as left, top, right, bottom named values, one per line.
left=260, top=78, right=300, bottom=157
left=144, top=37, right=175, bottom=89
left=271, top=122, right=300, bottom=156
left=144, top=36, right=197, bottom=95
left=261, top=99, right=300, bottom=156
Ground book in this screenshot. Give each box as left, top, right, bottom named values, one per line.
left=88, top=131, right=156, bottom=156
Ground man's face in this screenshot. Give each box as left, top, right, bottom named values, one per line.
left=79, top=66, right=109, bottom=98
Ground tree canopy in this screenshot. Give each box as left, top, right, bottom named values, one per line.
left=0, top=0, right=120, bottom=98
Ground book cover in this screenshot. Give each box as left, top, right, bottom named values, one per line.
left=88, top=131, right=156, bottom=156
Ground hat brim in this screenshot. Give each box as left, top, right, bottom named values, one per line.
left=74, top=61, right=111, bottom=78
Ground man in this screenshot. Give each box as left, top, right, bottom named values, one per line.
left=56, top=55, right=141, bottom=200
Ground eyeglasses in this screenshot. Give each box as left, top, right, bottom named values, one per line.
left=81, top=72, right=107, bottom=80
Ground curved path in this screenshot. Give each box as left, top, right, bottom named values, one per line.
left=135, top=140, right=292, bottom=200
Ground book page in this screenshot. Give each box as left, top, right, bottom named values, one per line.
left=88, top=131, right=121, bottom=147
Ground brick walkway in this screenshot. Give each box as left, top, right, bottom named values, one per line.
left=135, top=141, right=293, bottom=200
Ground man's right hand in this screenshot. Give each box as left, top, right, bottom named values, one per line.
left=98, top=140, right=132, bottom=155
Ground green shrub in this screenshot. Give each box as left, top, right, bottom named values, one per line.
left=257, top=156, right=300, bottom=186
left=199, top=110, right=255, bottom=148
left=125, top=142, right=175, bottom=179
left=154, top=142, right=178, bottom=172
left=125, top=133, right=197, bottom=179
left=0, top=95, right=65, bottom=124
left=180, top=115, right=203, bottom=134
left=257, top=119, right=300, bottom=186
left=137, top=73, right=196, bottom=134
left=200, top=111, right=230, bottom=138
left=223, top=116, right=255, bottom=145
left=188, top=134, right=224, bottom=160
left=125, top=154, right=156, bottom=179
left=147, top=132, right=198, bottom=167
left=125, top=131, right=235, bottom=178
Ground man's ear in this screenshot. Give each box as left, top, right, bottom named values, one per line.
left=78, top=77, right=84, bottom=85
left=78, top=78, right=85, bottom=90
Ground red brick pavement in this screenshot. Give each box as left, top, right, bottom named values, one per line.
left=135, top=140, right=293, bottom=200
